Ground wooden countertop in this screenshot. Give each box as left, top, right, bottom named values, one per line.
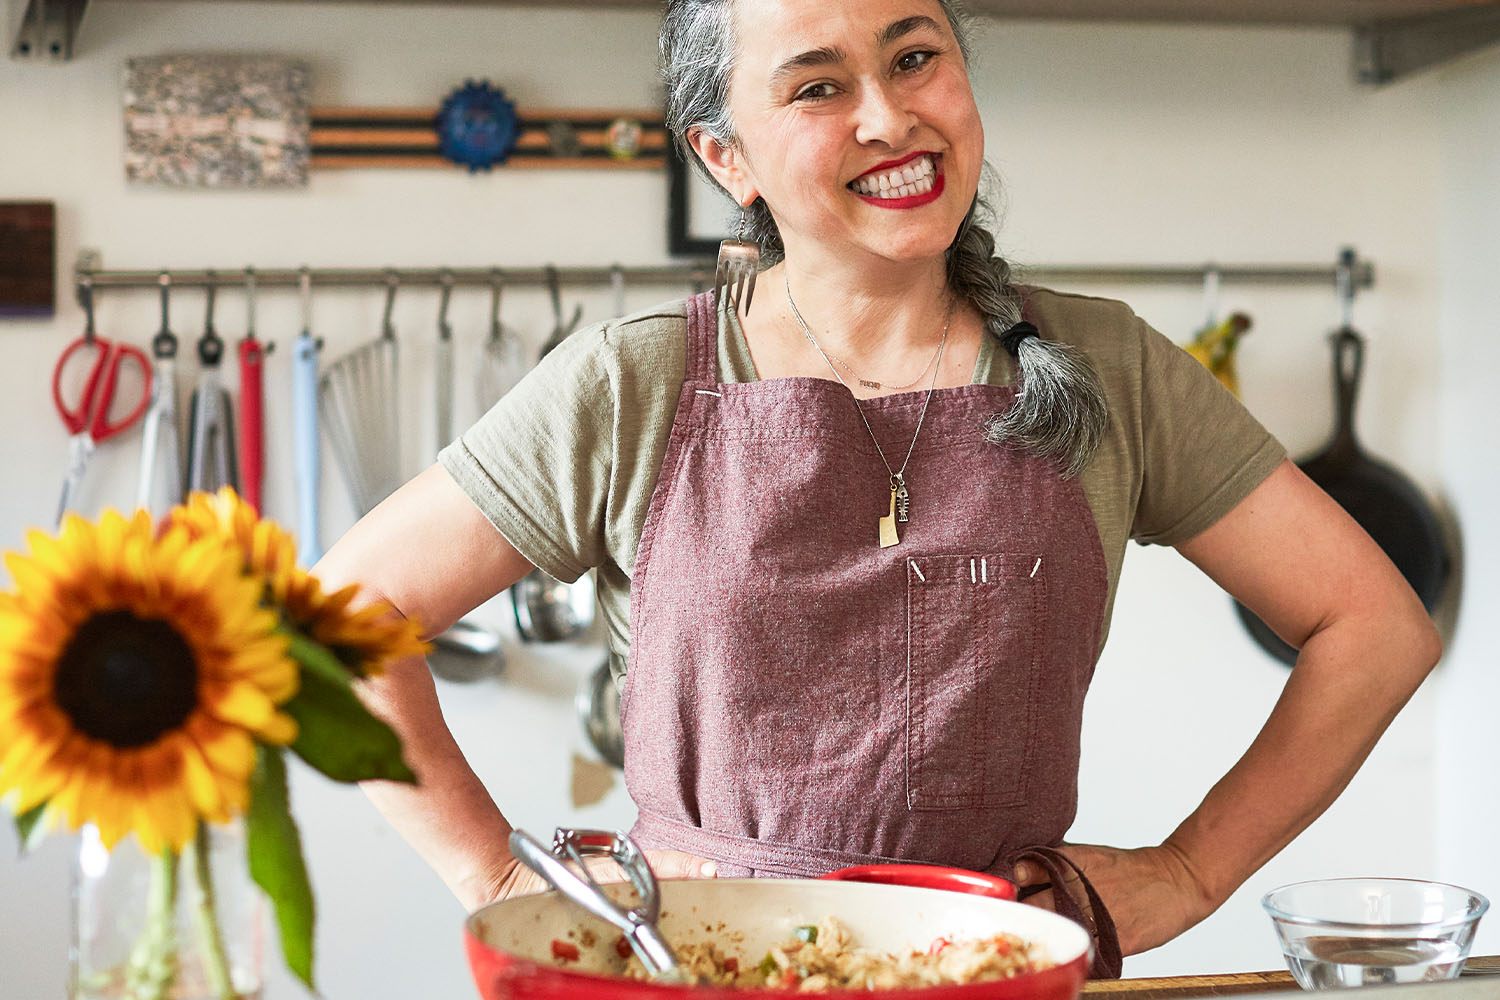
left=1081, top=955, right=1500, bottom=998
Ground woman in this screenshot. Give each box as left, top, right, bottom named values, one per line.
left=317, top=0, right=1440, bottom=975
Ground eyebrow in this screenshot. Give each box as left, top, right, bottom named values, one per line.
left=768, top=14, right=945, bottom=89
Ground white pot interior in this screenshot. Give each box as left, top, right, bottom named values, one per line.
left=471, top=878, right=1091, bottom=980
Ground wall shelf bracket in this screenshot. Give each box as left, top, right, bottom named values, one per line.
left=1355, top=3, right=1500, bottom=86
left=9, top=0, right=89, bottom=61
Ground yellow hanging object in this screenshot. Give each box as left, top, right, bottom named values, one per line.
left=1185, top=312, right=1253, bottom=397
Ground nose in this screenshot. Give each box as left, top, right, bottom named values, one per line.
left=852, top=77, right=917, bottom=148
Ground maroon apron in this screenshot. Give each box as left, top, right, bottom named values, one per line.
left=621, top=291, right=1120, bottom=976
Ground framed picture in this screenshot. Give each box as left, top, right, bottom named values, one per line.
left=667, top=138, right=735, bottom=257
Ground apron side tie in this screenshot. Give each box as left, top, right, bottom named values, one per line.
left=1010, top=846, right=1123, bottom=980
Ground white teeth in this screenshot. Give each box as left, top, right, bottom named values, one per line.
left=849, top=155, right=938, bottom=199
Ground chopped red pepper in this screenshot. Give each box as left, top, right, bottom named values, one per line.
left=615, top=936, right=632, bottom=959
left=551, top=939, right=581, bottom=963
left=927, top=936, right=951, bottom=956
left=780, top=967, right=800, bottom=989
left=724, top=957, right=740, bottom=974
left=993, top=936, right=1012, bottom=956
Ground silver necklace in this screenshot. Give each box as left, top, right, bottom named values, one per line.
left=785, top=277, right=951, bottom=548
left=824, top=335, right=944, bottom=391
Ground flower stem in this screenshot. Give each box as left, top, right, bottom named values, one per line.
left=124, top=847, right=179, bottom=1000
left=187, top=822, right=240, bottom=1000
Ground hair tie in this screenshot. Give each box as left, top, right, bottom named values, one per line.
left=1000, top=321, right=1039, bottom=357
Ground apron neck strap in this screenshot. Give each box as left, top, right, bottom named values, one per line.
left=685, top=291, right=719, bottom=384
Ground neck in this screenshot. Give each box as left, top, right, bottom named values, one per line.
left=771, top=251, right=954, bottom=358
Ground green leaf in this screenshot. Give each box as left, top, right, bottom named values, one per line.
left=13, top=803, right=47, bottom=855
left=283, top=646, right=416, bottom=785
left=282, top=629, right=356, bottom=686
left=248, top=747, right=316, bottom=992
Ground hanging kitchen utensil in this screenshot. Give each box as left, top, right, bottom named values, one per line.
left=476, top=268, right=526, bottom=411
left=238, top=267, right=270, bottom=513
left=185, top=271, right=239, bottom=493
left=1236, top=254, right=1452, bottom=665
left=319, top=270, right=403, bottom=515
left=292, top=267, right=323, bottom=562
left=53, top=280, right=152, bottom=526
left=512, top=567, right=596, bottom=643
left=536, top=264, right=584, bottom=360
left=576, top=654, right=624, bottom=769
left=426, top=270, right=507, bottom=681
left=137, top=272, right=183, bottom=513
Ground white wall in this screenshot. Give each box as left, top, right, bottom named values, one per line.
left=0, top=2, right=1487, bottom=997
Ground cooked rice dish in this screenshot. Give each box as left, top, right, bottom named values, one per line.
left=619, top=915, right=1051, bottom=991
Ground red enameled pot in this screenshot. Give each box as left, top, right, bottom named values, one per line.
left=465, top=865, right=1091, bottom=999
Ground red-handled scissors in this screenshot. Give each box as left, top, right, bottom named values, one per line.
left=52, top=314, right=153, bottom=524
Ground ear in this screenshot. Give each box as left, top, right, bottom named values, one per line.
left=686, top=127, right=758, bottom=207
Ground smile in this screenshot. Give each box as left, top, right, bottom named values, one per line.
left=847, top=153, right=943, bottom=207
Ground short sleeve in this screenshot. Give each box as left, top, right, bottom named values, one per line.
left=1131, top=320, right=1287, bottom=546
left=438, top=322, right=615, bottom=582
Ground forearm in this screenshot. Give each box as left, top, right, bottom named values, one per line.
left=358, top=653, right=517, bottom=911
left=1165, top=603, right=1440, bottom=907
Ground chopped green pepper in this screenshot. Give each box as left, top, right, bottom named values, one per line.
left=794, top=924, right=818, bottom=944
left=759, top=953, right=778, bottom=977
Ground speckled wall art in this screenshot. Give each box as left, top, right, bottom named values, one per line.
left=123, top=55, right=311, bottom=188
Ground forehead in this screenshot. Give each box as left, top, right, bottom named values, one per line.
left=731, top=0, right=953, bottom=74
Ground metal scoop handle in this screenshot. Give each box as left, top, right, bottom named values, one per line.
left=508, top=828, right=691, bottom=982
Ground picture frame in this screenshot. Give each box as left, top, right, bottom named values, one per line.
left=666, top=138, right=735, bottom=257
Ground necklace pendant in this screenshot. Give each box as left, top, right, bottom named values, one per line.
left=859, top=378, right=881, bottom=390
left=895, top=479, right=910, bottom=524
left=879, top=486, right=900, bottom=548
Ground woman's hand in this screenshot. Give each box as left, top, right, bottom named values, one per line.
left=477, top=850, right=720, bottom=909
left=1012, top=842, right=1216, bottom=957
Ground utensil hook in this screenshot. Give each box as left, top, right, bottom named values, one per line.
left=198, top=270, right=223, bottom=367
left=1201, top=265, right=1221, bottom=329
left=545, top=264, right=563, bottom=327
left=80, top=275, right=97, bottom=344
left=1335, top=247, right=1356, bottom=330
left=245, top=266, right=258, bottom=340
left=610, top=263, right=627, bottom=317
left=298, top=265, right=313, bottom=338
left=382, top=269, right=399, bottom=340
left=438, top=269, right=454, bottom=341
left=488, top=267, right=504, bottom=340
left=153, top=272, right=177, bottom=359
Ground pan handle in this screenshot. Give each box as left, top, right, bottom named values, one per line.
left=821, top=865, right=1016, bottom=900
left=1328, top=328, right=1365, bottom=461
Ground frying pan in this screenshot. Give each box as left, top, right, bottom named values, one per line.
left=1236, top=329, right=1451, bottom=664
left=466, top=842, right=1089, bottom=1000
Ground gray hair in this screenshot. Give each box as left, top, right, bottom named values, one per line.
left=660, top=0, right=1108, bottom=477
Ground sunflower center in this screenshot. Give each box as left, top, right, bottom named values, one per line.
left=54, top=610, right=200, bottom=748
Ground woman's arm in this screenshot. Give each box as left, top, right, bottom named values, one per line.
left=1016, top=459, right=1441, bottom=955
left=312, top=464, right=535, bottom=910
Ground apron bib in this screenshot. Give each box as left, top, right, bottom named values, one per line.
left=621, top=292, right=1119, bottom=974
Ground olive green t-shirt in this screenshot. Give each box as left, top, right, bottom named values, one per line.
left=438, top=288, right=1286, bottom=669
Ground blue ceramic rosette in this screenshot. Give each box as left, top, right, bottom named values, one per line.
left=435, top=80, right=519, bottom=172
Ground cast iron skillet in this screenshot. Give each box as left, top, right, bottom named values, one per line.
left=1235, top=329, right=1451, bottom=665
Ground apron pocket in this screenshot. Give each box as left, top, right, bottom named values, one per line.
left=904, top=553, right=1044, bottom=812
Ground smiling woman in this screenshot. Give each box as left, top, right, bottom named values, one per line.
left=310, top=0, right=1443, bottom=986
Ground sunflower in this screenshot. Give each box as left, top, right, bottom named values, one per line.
left=169, top=488, right=428, bottom=678
left=0, top=510, right=297, bottom=853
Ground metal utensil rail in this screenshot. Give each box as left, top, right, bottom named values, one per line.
left=72, top=251, right=1376, bottom=296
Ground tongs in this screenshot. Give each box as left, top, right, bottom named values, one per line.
left=508, top=827, right=699, bottom=984
left=537, top=264, right=585, bottom=360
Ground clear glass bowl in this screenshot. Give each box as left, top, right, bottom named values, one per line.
left=1263, top=878, right=1489, bottom=990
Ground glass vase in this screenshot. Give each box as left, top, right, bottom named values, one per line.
left=70, top=820, right=265, bottom=1000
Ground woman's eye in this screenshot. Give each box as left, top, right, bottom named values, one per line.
left=794, top=82, right=837, bottom=102
left=896, top=50, right=936, bottom=73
